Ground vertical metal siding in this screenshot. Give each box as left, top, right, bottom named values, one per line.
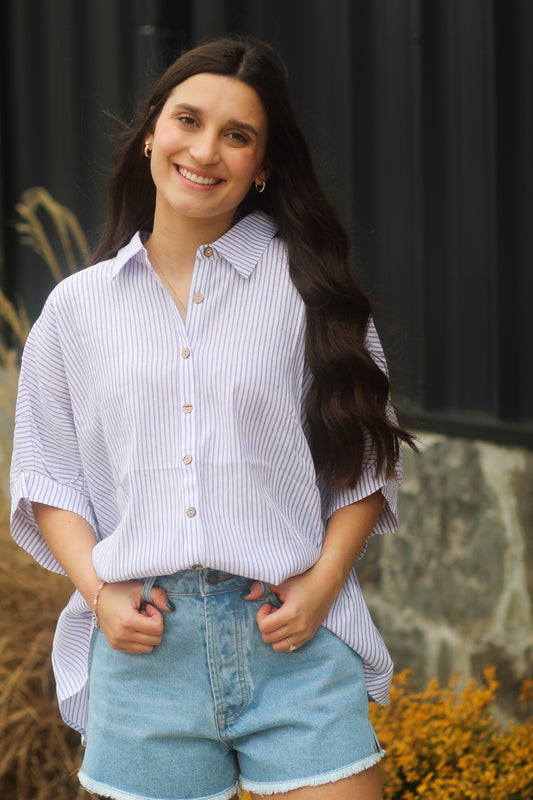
left=1, top=0, right=532, bottom=444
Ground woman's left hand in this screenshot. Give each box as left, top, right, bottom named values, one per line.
left=243, top=492, right=385, bottom=652
left=242, top=562, right=343, bottom=652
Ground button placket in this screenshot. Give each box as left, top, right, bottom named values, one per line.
left=178, top=332, right=196, bottom=512
left=180, top=381, right=197, bottom=521
left=179, top=254, right=206, bottom=527
left=186, top=245, right=211, bottom=326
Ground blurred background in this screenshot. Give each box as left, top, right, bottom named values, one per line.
left=0, top=1, right=532, bottom=797
left=2, top=0, right=532, bottom=444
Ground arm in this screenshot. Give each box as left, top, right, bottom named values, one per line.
left=32, top=503, right=172, bottom=653
left=243, top=490, right=384, bottom=651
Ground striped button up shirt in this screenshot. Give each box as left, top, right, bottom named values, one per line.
left=11, top=210, right=401, bottom=737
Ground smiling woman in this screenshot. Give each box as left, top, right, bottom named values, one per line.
left=146, top=73, right=269, bottom=240
left=11, top=35, right=415, bottom=800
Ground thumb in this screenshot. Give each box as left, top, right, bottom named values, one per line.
left=148, top=586, right=176, bottom=612
left=241, top=580, right=268, bottom=601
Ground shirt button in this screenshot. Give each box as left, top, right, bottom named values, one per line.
left=204, top=246, right=213, bottom=257
left=182, top=404, right=193, bottom=414
left=183, top=454, right=193, bottom=465
left=186, top=507, right=197, bottom=518
left=181, top=348, right=190, bottom=358
left=193, top=293, right=204, bottom=304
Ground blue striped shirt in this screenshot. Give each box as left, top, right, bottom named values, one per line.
left=11, top=210, right=401, bottom=737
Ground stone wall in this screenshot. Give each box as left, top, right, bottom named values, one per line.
left=357, top=434, right=533, bottom=720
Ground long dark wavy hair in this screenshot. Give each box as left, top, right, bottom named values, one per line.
left=93, top=36, right=416, bottom=488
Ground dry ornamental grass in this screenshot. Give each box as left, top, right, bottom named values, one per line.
left=0, top=534, right=89, bottom=799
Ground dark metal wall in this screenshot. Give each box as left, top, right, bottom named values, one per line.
left=1, top=0, right=532, bottom=446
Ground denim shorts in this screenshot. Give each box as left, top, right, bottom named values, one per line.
left=78, top=569, right=384, bottom=800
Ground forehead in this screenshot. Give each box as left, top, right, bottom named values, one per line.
left=163, top=73, right=267, bottom=127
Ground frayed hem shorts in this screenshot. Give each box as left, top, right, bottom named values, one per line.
left=79, top=570, right=384, bottom=800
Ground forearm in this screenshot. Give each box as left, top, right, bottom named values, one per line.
left=31, top=502, right=101, bottom=608
left=315, top=490, right=384, bottom=591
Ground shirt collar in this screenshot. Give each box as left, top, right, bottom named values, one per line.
left=110, top=211, right=278, bottom=280
left=209, top=211, right=278, bottom=278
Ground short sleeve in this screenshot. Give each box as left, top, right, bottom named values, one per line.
left=318, top=317, right=403, bottom=539
left=10, top=295, right=97, bottom=573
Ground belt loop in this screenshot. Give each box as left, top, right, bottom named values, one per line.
left=142, top=576, right=156, bottom=603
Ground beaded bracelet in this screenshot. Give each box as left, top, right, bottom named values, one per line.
left=92, top=580, right=106, bottom=629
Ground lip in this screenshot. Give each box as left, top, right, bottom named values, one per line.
left=175, top=164, right=225, bottom=189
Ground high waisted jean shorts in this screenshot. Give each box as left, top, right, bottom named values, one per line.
left=78, top=570, right=384, bottom=800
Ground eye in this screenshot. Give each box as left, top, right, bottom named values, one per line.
left=177, top=114, right=198, bottom=127
left=226, top=130, right=250, bottom=145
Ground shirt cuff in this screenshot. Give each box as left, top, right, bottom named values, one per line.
left=10, top=471, right=97, bottom=574
left=324, top=464, right=400, bottom=536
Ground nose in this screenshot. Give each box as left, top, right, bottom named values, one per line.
left=189, top=129, right=220, bottom=165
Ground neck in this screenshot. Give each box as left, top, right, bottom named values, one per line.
left=147, top=210, right=235, bottom=276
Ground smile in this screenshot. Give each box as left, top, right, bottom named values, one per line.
left=177, top=166, right=222, bottom=186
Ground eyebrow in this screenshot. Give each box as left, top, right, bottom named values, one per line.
left=172, top=103, right=259, bottom=137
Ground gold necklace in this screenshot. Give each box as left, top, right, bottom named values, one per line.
left=146, top=244, right=189, bottom=321
left=157, top=270, right=188, bottom=320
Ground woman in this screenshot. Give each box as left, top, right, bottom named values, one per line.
left=11, top=36, right=415, bottom=800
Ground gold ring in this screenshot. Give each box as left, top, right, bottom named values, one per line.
left=286, top=637, right=296, bottom=652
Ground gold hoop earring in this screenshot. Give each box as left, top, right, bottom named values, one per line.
left=254, top=178, right=266, bottom=193
left=144, top=142, right=152, bottom=159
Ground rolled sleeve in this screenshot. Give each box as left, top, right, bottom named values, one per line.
left=323, top=462, right=400, bottom=534
left=10, top=296, right=96, bottom=573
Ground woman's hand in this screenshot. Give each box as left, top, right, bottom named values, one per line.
left=243, top=491, right=385, bottom=652
left=96, top=580, right=174, bottom=654
left=30, top=505, right=175, bottom=655
left=242, top=560, right=343, bottom=652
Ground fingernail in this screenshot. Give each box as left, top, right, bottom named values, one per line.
left=240, top=590, right=251, bottom=599
left=166, top=599, right=176, bottom=611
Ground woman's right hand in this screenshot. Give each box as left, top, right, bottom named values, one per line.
left=96, top=580, right=174, bottom=653
left=29, top=504, right=174, bottom=654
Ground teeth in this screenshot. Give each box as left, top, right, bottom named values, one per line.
left=179, top=167, right=219, bottom=185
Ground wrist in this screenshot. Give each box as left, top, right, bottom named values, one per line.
left=91, top=580, right=106, bottom=629
left=312, top=551, right=350, bottom=593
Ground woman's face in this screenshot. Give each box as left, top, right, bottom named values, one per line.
left=148, top=72, right=269, bottom=234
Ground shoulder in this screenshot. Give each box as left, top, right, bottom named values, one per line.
left=45, top=231, right=146, bottom=318
left=51, top=257, right=116, bottom=302
left=365, top=317, right=388, bottom=374
left=29, top=257, right=120, bottom=347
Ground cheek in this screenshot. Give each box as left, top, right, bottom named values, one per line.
left=152, top=121, right=185, bottom=154
left=230, top=151, right=264, bottom=181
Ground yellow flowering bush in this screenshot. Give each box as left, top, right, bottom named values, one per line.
left=370, top=668, right=533, bottom=800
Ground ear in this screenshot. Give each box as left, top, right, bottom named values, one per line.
left=255, top=167, right=272, bottom=184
